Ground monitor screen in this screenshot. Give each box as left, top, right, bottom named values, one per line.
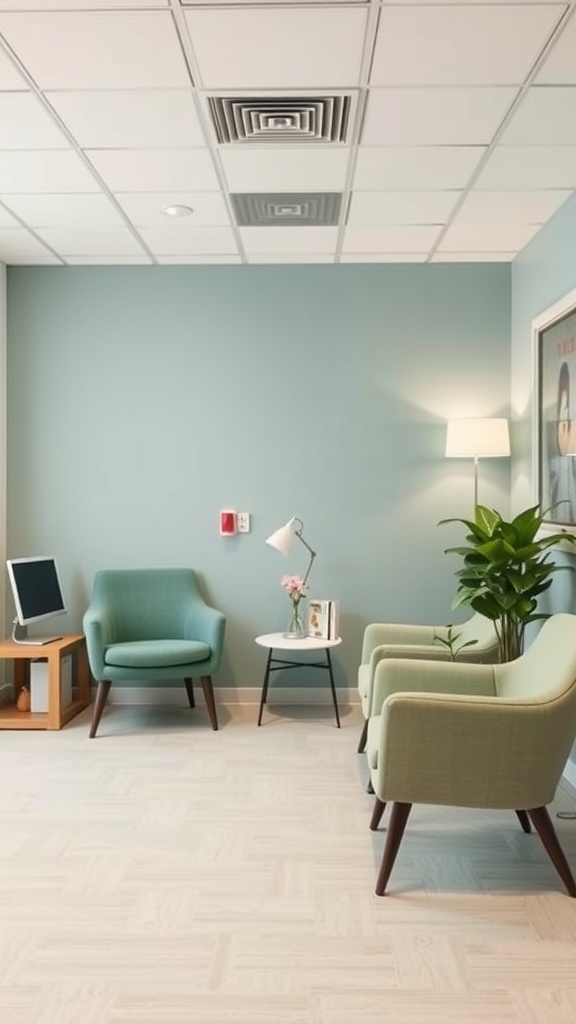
left=6, top=556, right=66, bottom=626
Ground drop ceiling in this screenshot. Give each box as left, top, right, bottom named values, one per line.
left=0, top=0, right=575, bottom=265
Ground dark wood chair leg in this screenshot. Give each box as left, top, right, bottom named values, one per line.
left=200, top=675, right=218, bottom=731
left=89, top=680, right=111, bottom=738
left=527, top=806, right=576, bottom=896
left=369, top=797, right=387, bottom=831
left=367, top=778, right=375, bottom=795
left=375, top=801, right=412, bottom=896
left=515, top=809, right=531, bottom=833
left=357, top=719, right=368, bottom=753
left=184, top=678, right=195, bottom=708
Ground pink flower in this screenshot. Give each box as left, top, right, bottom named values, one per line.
left=281, top=574, right=308, bottom=600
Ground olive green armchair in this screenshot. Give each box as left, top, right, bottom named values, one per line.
left=366, top=613, right=576, bottom=897
left=83, top=568, right=225, bottom=738
left=357, top=612, right=499, bottom=753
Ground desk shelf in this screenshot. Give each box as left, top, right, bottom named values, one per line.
left=0, top=634, right=90, bottom=731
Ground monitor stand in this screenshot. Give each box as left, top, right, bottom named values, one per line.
left=11, top=619, right=62, bottom=646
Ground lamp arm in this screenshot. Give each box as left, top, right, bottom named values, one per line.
left=294, top=518, right=317, bottom=588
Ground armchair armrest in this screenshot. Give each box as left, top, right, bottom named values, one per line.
left=376, top=689, right=572, bottom=810
left=361, top=623, right=438, bottom=663
left=82, top=602, right=114, bottom=680
left=183, top=601, right=226, bottom=671
left=371, top=656, right=497, bottom=718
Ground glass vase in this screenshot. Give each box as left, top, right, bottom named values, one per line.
left=284, top=599, right=307, bottom=639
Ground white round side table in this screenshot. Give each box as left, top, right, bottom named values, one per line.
left=255, top=632, right=342, bottom=727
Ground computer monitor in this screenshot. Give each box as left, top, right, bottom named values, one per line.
left=6, top=556, right=66, bottom=645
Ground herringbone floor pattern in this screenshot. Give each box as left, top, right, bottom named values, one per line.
left=1, top=700, right=576, bottom=1023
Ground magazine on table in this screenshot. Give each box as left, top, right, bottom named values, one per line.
left=308, top=599, right=339, bottom=640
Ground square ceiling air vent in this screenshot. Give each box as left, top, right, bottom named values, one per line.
left=231, top=192, right=342, bottom=227
left=208, top=96, right=351, bottom=144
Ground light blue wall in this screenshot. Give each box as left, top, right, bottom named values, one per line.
left=6, top=264, right=511, bottom=691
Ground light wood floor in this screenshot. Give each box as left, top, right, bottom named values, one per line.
left=1, top=699, right=576, bottom=1023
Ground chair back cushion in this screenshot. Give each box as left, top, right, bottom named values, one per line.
left=497, top=613, right=576, bottom=700
left=92, top=568, right=202, bottom=641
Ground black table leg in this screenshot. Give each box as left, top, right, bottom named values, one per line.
left=326, top=648, right=341, bottom=728
left=257, top=647, right=274, bottom=725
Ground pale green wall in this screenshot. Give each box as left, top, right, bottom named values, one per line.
left=6, top=264, right=511, bottom=691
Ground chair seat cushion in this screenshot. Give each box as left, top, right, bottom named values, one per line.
left=104, top=639, right=211, bottom=669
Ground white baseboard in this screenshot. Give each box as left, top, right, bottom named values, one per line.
left=103, top=685, right=360, bottom=707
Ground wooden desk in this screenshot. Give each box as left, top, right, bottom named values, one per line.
left=0, top=634, right=90, bottom=730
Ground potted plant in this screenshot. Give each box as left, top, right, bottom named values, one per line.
left=440, top=504, right=575, bottom=662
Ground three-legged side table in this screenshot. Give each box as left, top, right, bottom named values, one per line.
left=255, top=633, right=342, bottom=728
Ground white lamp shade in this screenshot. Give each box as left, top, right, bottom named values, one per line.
left=265, top=517, right=298, bottom=556
left=445, top=418, right=510, bottom=459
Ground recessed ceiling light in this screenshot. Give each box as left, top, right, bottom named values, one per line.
left=161, top=204, right=194, bottom=218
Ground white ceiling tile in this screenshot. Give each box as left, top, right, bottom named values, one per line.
left=137, top=225, right=238, bottom=256
left=456, top=189, right=572, bottom=224
left=536, top=15, right=576, bottom=84
left=246, top=253, right=335, bottom=264
left=85, top=149, right=220, bottom=193
left=362, top=87, right=518, bottom=146
left=340, top=253, right=427, bottom=263
left=114, top=191, right=230, bottom=227
left=35, top=225, right=146, bottom=257
left=0, top=1, right=166, bottom=7
left=3, top=193, right=126, bottom=228
left=184, top=7, right=367, bottom=89
left=0, top=93, right=69, bottom=149
left=0, top=228, right=61, bottom=263
left=476, top=146, right=576, bottom=189
left=220, top=149, right=350, bottom=192
left=0, top=205, right=18, bottom=228
left=183, top=0, right=360, bottom=4
left=438, top=221, right=541, bottom=252
left=0, top=11, right=190, bottom=89
left=155, top=255, right=242, bottom=264
left=348, top=190, right=461, bottom=225
left=431, top=251, right=517, bottom=263
left=0, top=47, right=30, bottom=89
left=240, top=226, right=338, bottom=254
left=65, top=255, right=153, bottom=265
left=342, top=225, right=442, bottom=253
left=0, top=151, right=99, bottom=193
left=500, top=87, right=576, bottom=145
left=46, top=90, right=207, bottom=149
left=354, top=146, right=485, bottom=190
left=371, top=4, right=565, bottom=86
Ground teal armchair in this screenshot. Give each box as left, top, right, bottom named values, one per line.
left=83, top=568, right=226, bottom=738
left=366, top=613, right=576, bottom=896
left=357, top=612, right=499, bottom=752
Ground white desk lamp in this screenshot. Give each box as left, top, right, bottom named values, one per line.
left=445, top=417, right=510, bottom=508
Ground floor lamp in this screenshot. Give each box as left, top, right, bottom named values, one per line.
left=445, top=417, right=510, bottom=509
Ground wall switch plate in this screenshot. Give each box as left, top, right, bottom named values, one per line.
left=237, top=512, right=251, bottom=533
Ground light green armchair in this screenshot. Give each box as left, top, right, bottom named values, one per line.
left=83, top=568, right=226, bottom=738
left=366, top=613, right=576, bottom=897
left=357, top=612, right=499, bottom=753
